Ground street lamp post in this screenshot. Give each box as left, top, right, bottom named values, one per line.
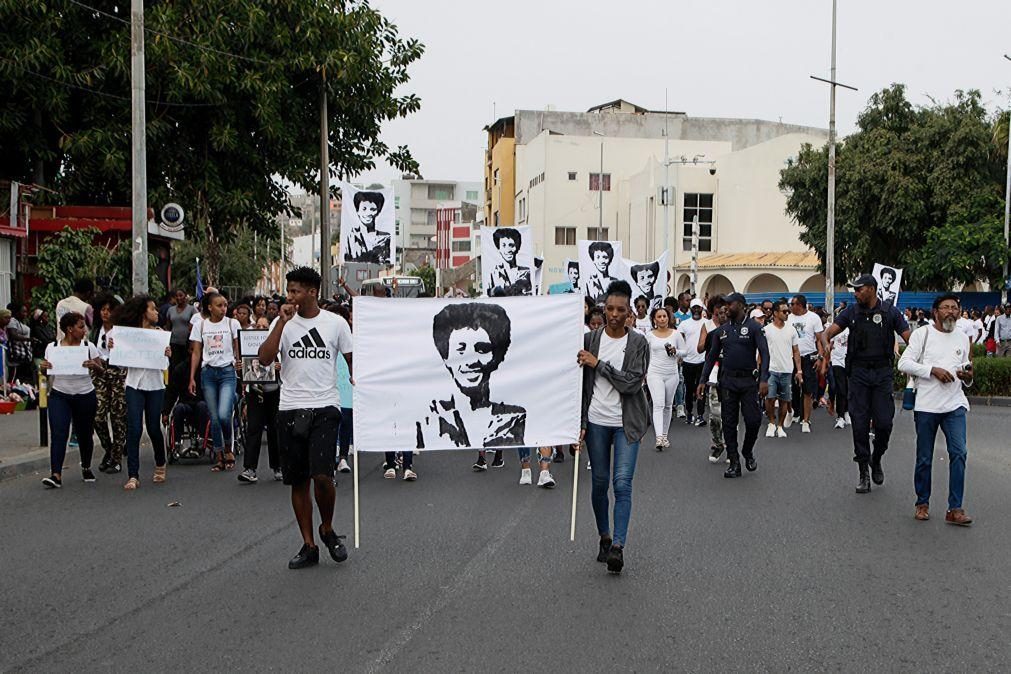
left=1002, top=54, right=1011, bottom=304
left=593, top=131, right=604, bottom=233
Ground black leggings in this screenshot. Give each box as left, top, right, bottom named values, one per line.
left=831, top=365, right=849, bottom=417
left=682, top=362, right=705, bottom=418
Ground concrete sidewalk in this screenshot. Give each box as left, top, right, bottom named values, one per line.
left=0, top=409, right=69, bottom=482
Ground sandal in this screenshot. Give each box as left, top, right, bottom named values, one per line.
left=123, top=477, right=140, bottom=491
left=211, top=451, right=226, bottom=472
left=153, top=465, right=167, bottom=483
left=223, top=451, right=236, bottom=471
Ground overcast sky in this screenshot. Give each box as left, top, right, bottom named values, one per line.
left=359, top=0, right=1010, bottom=185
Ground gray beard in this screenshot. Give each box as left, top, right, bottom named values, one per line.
left=940, top=318, right=956, bottom=332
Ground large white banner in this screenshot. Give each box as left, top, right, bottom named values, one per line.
left=872, top=263, right=903, bottom=306
left=353, top=294, right=584, bottom=452
left=578, top=240, right=624, bottom=304
left=621, top=251, right=668, bottom=312
left=481, top=226, right=534, bottom=296
left=108, top=327, right=170, bottom=370
left=340, top=182, right=395, bottom=266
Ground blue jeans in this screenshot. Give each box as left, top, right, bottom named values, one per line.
left=914, top=408, right=967, bottom=510
left=125, top=387, right=166, bottom=479
left=201, top=365, right=236, bottom=449
left=48, top=390, right=97, bottom=474
left=336, top=407, right=353, bottom=459
left=584, top=422, right=640, bottom=547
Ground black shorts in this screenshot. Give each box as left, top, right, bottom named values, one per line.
left=277, top=406, right=339, bottom=485
left=800, top=355, right=819, bottom=396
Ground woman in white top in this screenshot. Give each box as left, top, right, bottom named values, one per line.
left=110, top=295, right=172, bottom=490
left=189, top=292, right=241, bottom=472
left=633, top=297, right=652, bottom=334
left=39, top=312, right=104, bottom=489
left=645, top=307, right=687, bottom=450
left=90, top=294, right=128, bottom=474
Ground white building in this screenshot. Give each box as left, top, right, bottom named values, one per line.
left=493, top=99, right=831, bottom=297
left=392, top=177, right=483, bottom=252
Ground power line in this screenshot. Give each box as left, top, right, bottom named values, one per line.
left=65, top=0, right=277, bottom=66
left=1, top=59, right=221, bottom=108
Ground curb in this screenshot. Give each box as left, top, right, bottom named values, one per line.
left=0, top=447, right=79, bottom=483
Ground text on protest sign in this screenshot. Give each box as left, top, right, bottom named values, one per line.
left=108, top=327, right=170, bottom=370
left=47, top=346, right=89, bottom=376
left=238, top=329, right=270, bottom=357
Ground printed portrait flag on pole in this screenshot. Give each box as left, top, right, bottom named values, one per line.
left=578, top=240, right=624, bottom=304
left=339, top=182, right=396, bottom=266
left=353, top=294, right=583, bottom=453
left=871, top=263, right=903, bottom=306
left=480, top=226, right=535, bottom=297
left=621, top=251, right=668, bottom=312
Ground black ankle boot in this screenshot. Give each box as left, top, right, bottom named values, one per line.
left=856, top=463, right=871, bottom=494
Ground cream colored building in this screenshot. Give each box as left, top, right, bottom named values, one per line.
left=490, top=99, right=832, bottom=297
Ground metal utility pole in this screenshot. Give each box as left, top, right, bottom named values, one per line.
left=690, top=215, right=699, bottom=296
left=811, top=0, right=856, bottom=314
left=592, top=130, right=605, bottom=233
left=1003, top=55, right=1011, bottom=304
left=663, top=89, right=670, bottom=257
left=319, top=70, right=332, bottom=298
left=130, top=0, right=148, bottom=294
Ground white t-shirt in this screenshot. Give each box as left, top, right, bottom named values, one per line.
left=703, top=319, right=720, bottom=384
left=634, top=316, right=652, bottom=334
left=973, top=319, right=985, bottom=344
left=190, top=317, right=239, bottom=367
left=45, top=342, right=101, bottom=395
left=646, top=330, right=684, bottom=378
left=95, top=325, right=112, bottom=361
left=787, top=310, right=823, bottom=356
left=830, top=328, right=849, bottom=368
left=55, top=296, right=93, bottom=341
left=276, top=310, right=353, bottom=411
left=955, top=317, right=979, bottom=342
left=764, top=322, right=799, bottom=374
left=588, top=332, right=627, bottom=427
left=678, top=317, right=706, bottom=364
left=898, top=325, right=971, bottom=414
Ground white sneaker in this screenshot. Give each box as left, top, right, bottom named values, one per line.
left=519, top=468, right=532, bottom=485
left=661, top=435, right=670, bottom=448
left=384, top=467, right=396, bottom=479
left=765, top=423, right=776, bottom=438
left=844, top=412, right=851, bottom=425
left=676, top=404, right=686, bottom=419
left=587, top=460, right=592, bottom=470
left=776, top=426, right=787, bottom=438
left=337, top=458, right=351, bottom=473
left=834, top=417, right=845, bottom=430
left=403, top=468, right=417, bottom=481
left=784, top=411, right=794, bottom=429
left=273, top=469, right=283, bottom=481
left=801, top=421, right=811, bottom=433
left=537, top=470, right=556, bottom=488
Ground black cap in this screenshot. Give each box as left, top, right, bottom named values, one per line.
left=847, top=274, right=877, bottom=289
left=725, top=292, right=747, bottom=305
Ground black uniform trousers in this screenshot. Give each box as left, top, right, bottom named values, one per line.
left=847, top=366, right=894, bottom=465
left=719, top=375, right=762, bottom=464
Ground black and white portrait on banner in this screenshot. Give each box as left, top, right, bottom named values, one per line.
left=578, top=240, right=624, bottom=304
left=564, top=258, right=580, bottom=292
left=872, top=263, right=903, bottom=306
left=241, top=356, right=275, bottom=382
left=352, top=294, right=583, bottom=452
left=533, top=256, right=543, bottom=296
left=340, top=182, right=395, bottom=265
left=621, top=251, right=668, bottom=312
left=481, top=226, right=534, bottom=296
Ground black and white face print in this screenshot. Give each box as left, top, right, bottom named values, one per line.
left=621, top=251, right=668, bottom=312
left=481, top=226, right=535, bottom=297
left=340, top=182, right=396, bottom=266
left=872, top=263, right=903, bottom=306
left=578, top=239, right=624, bottom=304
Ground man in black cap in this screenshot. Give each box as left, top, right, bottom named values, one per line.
left=698, top=292, right=769, bottom=478
left=820, top=274, right=910, bottom=494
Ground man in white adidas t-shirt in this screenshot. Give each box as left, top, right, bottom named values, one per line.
left=259, top=267, right=353, bottom=570
left=786, top=294, right=825, bottom=432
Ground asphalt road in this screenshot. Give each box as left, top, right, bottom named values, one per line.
left=2, top=403, right=1010, bottom=672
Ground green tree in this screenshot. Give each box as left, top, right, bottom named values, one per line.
left=780, top=85, right=1007, bottom=289
left=0, top=0, right=423, bottom=282
left=411, top=264, right=436, bottom=296
left=170, top=226, right=280, bottom=297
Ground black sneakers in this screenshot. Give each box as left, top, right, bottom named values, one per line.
left=472, top=455, right=488, bottom=471
left=98, top=455, right=112, bottom=472
left=606, top=545, right=624, bottom=574
left=42, top=475, right=62, bottom=489
left=288, top=544, right=320, bottom=570
left=597, top=536, right=612, bottom=563
left=491, top=451, right=504, bottom=468
left=724, top=462, right=742, bottom=478
left=82, top=468, right=96, bottom=483
left=107, top=463, right=122, bottom=474
left=744, top=455, right=757, bottom=472
left=318, top=525, right=348, bottom=563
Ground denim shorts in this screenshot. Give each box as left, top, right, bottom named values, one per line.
left=767, top=372, right=792, bottom=401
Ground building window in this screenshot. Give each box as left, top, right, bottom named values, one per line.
left=518, top=197, right=526, bottom=222
left=395, top=196, right=400, bottom=209
left=682, top=193, right=714, bottom=252
left=529, top=172, right=545, bottom=189
left=428, top=184, right=454, bottom=200
left=554, top=226, right=576, bottom=246
left=395, top=219, right=400, bottom=236
left=466, top=190, right=479, bottom=201
left=451, top=241, right=471, bottom=252
left=493, top=211, right=499, bottom=227
left=589, top=173, right=611, bottom=191
left=568, top=172, right=577, bottom=181
left=587, top=227, right=609, bottom=240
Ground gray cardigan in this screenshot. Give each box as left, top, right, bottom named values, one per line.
left=580, top=327, right=651, bottom=443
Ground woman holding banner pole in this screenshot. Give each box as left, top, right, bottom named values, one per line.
left=576, top=280, right=650, bottom=575
left=110, top=296, right=172, bottom=490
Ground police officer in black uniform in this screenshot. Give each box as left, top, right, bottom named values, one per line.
left=698, top=293, right=770, bottom=478
left=820, top=274, right=910, bottom=493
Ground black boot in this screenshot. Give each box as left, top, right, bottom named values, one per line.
left=724, top=461, right=742, bottom=478
left=870, top=458, right=884, bottom=485
left=744, top=454, right=757, bottom=472
left=855, top=463, right=871, bottom=494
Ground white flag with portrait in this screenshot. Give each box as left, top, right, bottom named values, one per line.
left=578, top=240, right=624, bottom=304
left=353, top=294, right=583, bottom=452
left=481, top=226, right=534, bottom=296
left=533, top=256, right=543, bottom=296
left=621, top=251, right=668, bottom=312
left=340, top=182, right=395, bottom=266
left=872, top=263, right=903, bottom=306
left=563, top=258, right=580, bottom=293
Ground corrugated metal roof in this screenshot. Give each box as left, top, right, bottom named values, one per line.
left=674, top=252, right=820, bottom=270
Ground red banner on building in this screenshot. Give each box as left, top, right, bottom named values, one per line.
left=435, top=207, right=455, bottom=269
